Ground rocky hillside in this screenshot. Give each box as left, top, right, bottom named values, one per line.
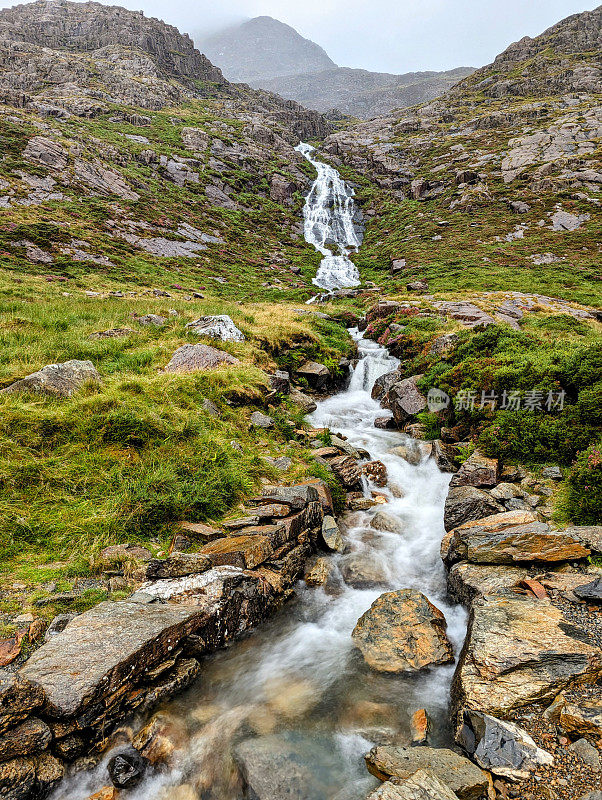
left=198, top=15, right=474, bottom=120
left=319, top=4, right=602, bottom=304
left=259, top=66, right=475, bottom=119
left=198, top=16, right=336, bottom=83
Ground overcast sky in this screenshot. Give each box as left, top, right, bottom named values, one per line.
left=2, top=0, right=598, bottom=72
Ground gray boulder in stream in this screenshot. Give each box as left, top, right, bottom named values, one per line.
left=234, top=734, right=336, bottom=800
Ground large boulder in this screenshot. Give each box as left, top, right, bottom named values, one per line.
left=198, top=534, right=276, bottom=569
left=372, top=369, right=401, bottom=402
left=452, top=594, right=602, bottom=718
left=2, top=360, right=101, bottom=397
left=164, top=344, right=239, bottom=373
left=352, top=590, right=454, bottom=673
left=234, top=734, right=335, bottom=800
left=443, top=511, right=590, bottom=566
left=444, top=487, right=504, bottom=531
left=185, top=315, right=245, bottom=341
left=562, top=526, right=602, bottom=557
left=449, top=451, right=498, bottom=489
left=433, top=301, right=494, bottom=328
left=383, top=376, right=427, bottom=427
left=365, top=745, right=489, bottom=800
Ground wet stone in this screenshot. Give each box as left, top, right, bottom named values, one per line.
left=107, top=747, right=149, bottom=789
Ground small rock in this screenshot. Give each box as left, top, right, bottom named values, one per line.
left=340, top=553, right=387, bottom=589
left=320, top=516, right=343, bottom=552
left=186, top=315, right=245, bottom=341
left=2, top=360, right=101, bottom=397
left=406, top=280, right=429, bottom=293
left=165, top=344, right=239, bottom=373
left=542, top=466, right=562, bottom=480
left=136, top=314, right=166, bottom=327
left=289, top=387, right=317, bottom=414
left=250, top=411, right=274, bottom=429
left=364, top=460, right=388, bottom=487
left=107, top=747, right=149, bottom=789
left=410, top=709, right=430, bottom=746
left=44, top=613, right=77, bottom=641
left=574, top=577, right=602, bottom=603
left=146, top=552, right=212, bottom=580
left=569, top=738, right=600, bottom=769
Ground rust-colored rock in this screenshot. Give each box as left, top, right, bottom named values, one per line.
left=352, top=589, right=454, bottom=673
left=444, top=511, right=590, bottom=566
left=453, top=594, right=602, bottom=718
left=410, top=708, right=430, bottom=745
left=199, top=535, right=275, bottom=569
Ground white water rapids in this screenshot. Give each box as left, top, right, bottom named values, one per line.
left=296, top=142, right=362, bottom=292
left=54, top=335, right=467, bottom=800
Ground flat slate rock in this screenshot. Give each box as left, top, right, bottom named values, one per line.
left=19, top=600, right=210, bottom=717
left=366, top=745, right=488, bottom=800
left=443, top=510, right=589, bottom=566
left=453, top=594, right=602, bottom=718
left=367, top=770, right=459, bottom=800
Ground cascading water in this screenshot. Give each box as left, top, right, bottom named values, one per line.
left=53, top=333, right=467, bottom=800
left=296, top=142, right=362, bottom=292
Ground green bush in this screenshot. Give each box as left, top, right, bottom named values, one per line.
left=565, top=442, right=602, bottom=524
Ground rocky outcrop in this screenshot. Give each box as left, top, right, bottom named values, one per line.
left=352, top=589, right=454, bottom=673
left=452, top=594, right=602, bottom=718
left=0, top=1, right=224, bottom=85
left=185, top=315, right=245, bottom=342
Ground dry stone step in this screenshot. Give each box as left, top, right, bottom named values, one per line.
left=0, top=717, right=52, bottom=763
left=0, top=672, right=45, bottom=735
left=198, top=534, right=276, bottom=569
left=447, top=562, right=529, bottom=605
left=146, top=552, right=212, bottom=580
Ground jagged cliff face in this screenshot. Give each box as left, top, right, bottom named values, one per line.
left=0, top=0, right=224, bottom=84
left=199, top=16, right=336, bottom=83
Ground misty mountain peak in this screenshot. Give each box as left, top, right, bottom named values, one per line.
left=198, top=15, right=336, bottom=83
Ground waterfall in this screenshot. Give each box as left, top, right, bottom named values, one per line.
left=296, top=142, right=362, bottom=292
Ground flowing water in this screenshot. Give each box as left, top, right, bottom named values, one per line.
left=53, top=148, right=466, bottom=800
left=54, top=335, right=467, bottom=800
left=296, top=142, right=362, bottom=292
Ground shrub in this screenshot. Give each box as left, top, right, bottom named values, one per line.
left=565, top=442, right=602, bottom=524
